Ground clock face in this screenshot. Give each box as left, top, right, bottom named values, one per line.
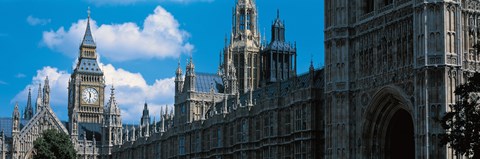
left=82, top=87, right=98, bottom=104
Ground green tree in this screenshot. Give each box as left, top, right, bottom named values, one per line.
left=441, top=72, right=480, bottom=158
left=33, top=129, right=76, bottom=159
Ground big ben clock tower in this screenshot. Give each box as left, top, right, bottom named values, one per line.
left=68, top=9, right=105, bottom=124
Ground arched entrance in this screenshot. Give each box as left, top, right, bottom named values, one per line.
left=385, top=109, right=414, bottom=159
left=362, top=86, right=415, bottom=159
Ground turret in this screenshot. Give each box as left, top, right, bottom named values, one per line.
left=225, top=0, right=261, bottom=93
left=184, top=58, right=196, bottom=92
left=102, top=85, right=122, bottom=157
left=260, top=10, right=297, bottom=85
left=175, top=60, right=184, bottom=95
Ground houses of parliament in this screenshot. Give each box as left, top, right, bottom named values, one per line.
left=1, top=0, right=479, bottom=158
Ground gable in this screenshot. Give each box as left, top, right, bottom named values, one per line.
left=15, top=106, right=69, bottom=157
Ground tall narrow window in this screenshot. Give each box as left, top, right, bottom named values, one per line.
left=217, top=128, right=222, bottom=147
left=246, top=14, right=251, bottom=30
left=179, top=136, right=185, bottom=155
left=239, top=14, right=245, bottom=30
left=364, top=0, right=374, bottom=13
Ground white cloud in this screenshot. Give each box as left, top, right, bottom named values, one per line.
left=86, top=0, right=213, bottom=6
left=11, top=64, right=175, bottom=123
left=0, top=80, right=7, bottom=85
left=42, top=6, right=193, bottom=62
left=26, top=15, right=51, bottom=26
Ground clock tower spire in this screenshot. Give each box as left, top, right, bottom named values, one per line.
left=68, top=8, right=105, bottom=125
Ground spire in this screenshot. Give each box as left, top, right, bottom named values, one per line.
left=160, top=107, right=165, bottom=132
left=201, top=100, right=206, bottom=120
left=131, top=125, right=136, bottom=141
left=272, top=9, right=285, bottom=42
left=81, top=7, right=96, bottom=48
left=125, top=125, right=130, bottom=142
left=176, top=58, right=183, bottom=76
left=277, top=9, right=280, bottom=19
left=107, top=85, right=118, bottom=113
left=153, top=116, right=157, bottom=133
left=223, top=93, right=228, bottom=114
left=185, top=57, right=196, bottom=92
left=141, top=102, right=150, bottom=127
left=186, top=57, right=195, bottom=72
left=35, top=83, right=42, bottom=112
left=24, top=88, right=33, bottom=120
left=43, top=76, right=50, bottom=107
left=12, top=102, right=20, bottom=133
left=139, top=122, right=143, bottom=138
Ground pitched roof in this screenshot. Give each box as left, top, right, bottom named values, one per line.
left=195, top=73, right=224, bottom=93
left=75, top=58, right=103, bottom=74
left=81, top=18, right=96, bottom=47
left=77, top=122, right=102, bottom=141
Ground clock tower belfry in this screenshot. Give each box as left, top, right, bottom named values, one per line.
left=68, top=8, right=105, bottom=125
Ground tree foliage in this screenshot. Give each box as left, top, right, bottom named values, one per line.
left=441, top=72, right=480, bottom=158
left=33, top=129, right=76, bottom=159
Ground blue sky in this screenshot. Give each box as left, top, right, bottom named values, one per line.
left=0, top=0, right=324, bottom=123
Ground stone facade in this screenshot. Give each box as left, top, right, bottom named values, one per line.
left=110, top=0, right=323, bottom=158
left=5, top=0, right=480, bottom=158
left=0, top=78, right=69, bottom=159
left=324, top=0, right=480, bottom=158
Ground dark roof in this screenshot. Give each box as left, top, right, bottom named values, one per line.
left=81, top=19, right=96, bottom=47
left=0, top=118, right=30, bottom=139
left=196, top=73, right=224, bottom=93
left=75, top=59, right=103, bottom=74
left=77, top=122, right=102, bottom=141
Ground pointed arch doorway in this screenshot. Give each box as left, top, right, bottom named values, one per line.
left=362, top=86, right=415, bottom=159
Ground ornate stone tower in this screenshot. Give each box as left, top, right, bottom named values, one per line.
left=224, top=0, right=261, bottom=94
left=102, top=86, right=122, bottom=157
left=175, top=58, right=195, bottom=125
left=260, top=10, right=297, bottom=86
left=68, top=9, right=105, bottom=125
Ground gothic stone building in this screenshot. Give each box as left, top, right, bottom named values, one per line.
left=3, top=0, right=480, bottom=158
left=111, top=0, right=323, bottom=158
left=324, top=0, right=480, bottom=158
left=0, top=78, right=69, bottom=159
